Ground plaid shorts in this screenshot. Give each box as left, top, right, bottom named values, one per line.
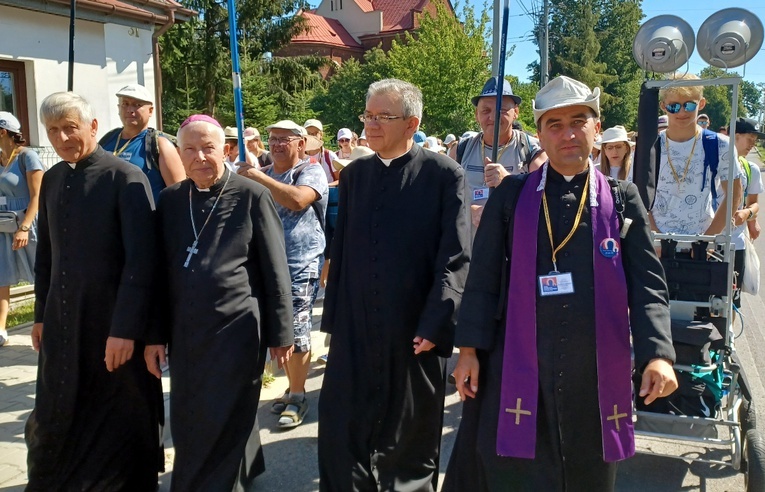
left=291, top=273, right=319, bottom=353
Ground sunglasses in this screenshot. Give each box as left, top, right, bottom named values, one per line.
left=698, top=120, right=709, bottom=126
left=665, top=101, right=698, bottom=114
left=338, top=138, right=350, bottom=143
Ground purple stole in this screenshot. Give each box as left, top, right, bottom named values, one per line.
left=496, top=165, right=635, bottom=462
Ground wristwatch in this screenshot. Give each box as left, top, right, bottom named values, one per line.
left=18, top=224, right=30, bottom=232
left=747, top=208, right=754, bottom=221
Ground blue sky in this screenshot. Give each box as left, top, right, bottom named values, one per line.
left=306, top=1, right=765, bottom=86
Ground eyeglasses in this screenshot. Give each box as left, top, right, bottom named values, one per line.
left=267, top=136, right=302, bottom=146
left=359, top=114, right=404, bottom=124
left=338, top=138, right=350, bottom=143
left=604, top=144, right=628, bottom=152
left=664, top=101, right=698, bottom=114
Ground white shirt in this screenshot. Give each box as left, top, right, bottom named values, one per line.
left=732, top=158, right=763, bottom=249
left=652, top=131, right=740, bottom=235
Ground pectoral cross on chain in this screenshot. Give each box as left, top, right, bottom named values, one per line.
left=183, top=240, right=199, bottom=268
left=505, top=397, right=532, bottom=425
left=607, top=404, right=629, bottom=432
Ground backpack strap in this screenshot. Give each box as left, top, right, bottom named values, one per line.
left=98, top=128, right=123, bottom=151
left=606, top=176, right=632, bottom=238
left=740, top=156, right=752, bottom=201
left=456, top=136, right=470, bottom=164
left=144, top=128, right=160, bottom=172
left=700, top=129, right=719, bottom=210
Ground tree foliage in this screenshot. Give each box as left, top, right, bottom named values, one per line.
left=159, top=0, right=309, bottom=133
left=311, top=1, right=491, bottom=138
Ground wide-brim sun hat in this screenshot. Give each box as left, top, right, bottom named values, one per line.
left=224, top=126, right=238, bottom=139
left=533, top=76, right=600, bottom=125
left=600, top=125, right=634, bottom=147
left=332, top=145, right=375, bottom=172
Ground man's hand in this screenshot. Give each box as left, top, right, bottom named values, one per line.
left=237, top=165, right=261, bottom=181
left=454, top=347, right=480, bottom=401
left=144, top=344, right=167, bottom=379
left=31, top=323, right=43, bottom=352
left=470, top=204, right=484, bottom=229
left=639, top=358, right=678, bottom=405
left=104, top=337, right=135, bottom=372
left=748, top=219, right=761, bottom=240
left=484, top=157, right=509, bottom=188
left=270, top=345, right=294, bottom=370
left=413, top=336, right=435, bottom=354
left=734, top=209, right=749, bottom=227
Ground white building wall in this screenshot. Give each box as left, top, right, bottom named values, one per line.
left=0, top=5, right=156, bottom=147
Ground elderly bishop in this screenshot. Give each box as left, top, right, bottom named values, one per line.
left=144, top=115, right=294, bottom=491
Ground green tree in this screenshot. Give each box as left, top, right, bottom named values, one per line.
left=312, top=1, right=491, bottom=138
left=741, top=80, right=763, bottom=118
left=159, top=0, right=309, bottom=132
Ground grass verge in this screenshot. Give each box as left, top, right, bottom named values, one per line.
left=7, top=301, right=34, bottom=329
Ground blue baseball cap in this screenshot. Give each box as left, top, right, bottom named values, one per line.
left=414, top=131, right=427, bottom=145
left=472, top=77, right=522, bottom=106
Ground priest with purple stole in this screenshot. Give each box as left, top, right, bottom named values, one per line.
left=443, top=76, right=678, bottom=492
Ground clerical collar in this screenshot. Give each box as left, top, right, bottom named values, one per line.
left=377, top=145, right=415, bottom=167
left=67, top=146, right=101, bottom=170
left=194, top=170, right=230, bottom=193
left=537, top=161, right=599, bottom=207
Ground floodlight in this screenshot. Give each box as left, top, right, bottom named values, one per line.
left=697, top=8, right=763, bottom=69
left=633, top=15, right=695, bottom=73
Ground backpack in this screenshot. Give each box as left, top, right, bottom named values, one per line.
left=99, top=127, right=173, bottom=172
left=456, top=130, right=536, bottom=170
left=739, top=156, right=752, bottom=201
left=653, top=129, right=719, bottom=210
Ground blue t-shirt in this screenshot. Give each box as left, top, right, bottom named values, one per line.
left=101, top=128, right=166, bottom=202
left=265, top=161, right=328, bottom=278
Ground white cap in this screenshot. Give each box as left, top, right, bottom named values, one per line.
left=532, top=76, right=600, bottom=125
left=224, top=126, right=238, bottom=139
left=115, top=84, right=154, bottom=104
left=266, top=120, right=308, bottom=136
left=332, top=145, right=375, bottom=172
left=243, top=127, right=260, bottom=140
left=444, top=133, right=457, bottom=145
left=424, top=136, right=445, bottom=153
left=359, top=130, right=367, bottom=140
left=303, top=119, right=323, bottom=132
left=337, top=128, right=352, bottom=140
left=0, top=111, right=21, bottom=133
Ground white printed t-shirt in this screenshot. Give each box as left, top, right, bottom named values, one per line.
left=652, top=130, right=740, bottom=235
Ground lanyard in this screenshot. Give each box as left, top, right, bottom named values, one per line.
left=542, top=171, right=590, bottom=272
left=1, top=147, right=19, bottom=177
left=665, top=131, right=698, bottom=187
left=112, top=131, right=136, bottom=156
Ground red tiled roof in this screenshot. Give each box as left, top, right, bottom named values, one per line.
left=292, top=11, right=364, bottom=49
left=45, top=0, right=196, bottom=25
left=372, top=0, right=429, bottom=31
left=353, top=0, right=374, bottom=12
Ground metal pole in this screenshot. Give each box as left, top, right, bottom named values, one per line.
left=68, top=0, right=76, bottom=91
left=227, top=0, right=245, bottom=162
left=540, top=0, right=549, bottom=87
left=492, top=0, right=511, bottom=164
left=492, top=0, right=501, bottom=76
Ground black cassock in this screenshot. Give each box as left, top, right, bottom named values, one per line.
left=152, top=172, right=293, bottom=491
left=26, top=147, right=163, bottom=490
left=444, top=169, right=675, bottom=492
left=319, top=145, right=471, bottom=491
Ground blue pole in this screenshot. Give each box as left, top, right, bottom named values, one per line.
left=492, top=0, right=511, bottom=164
left=227, top=0, right=246, bottom=162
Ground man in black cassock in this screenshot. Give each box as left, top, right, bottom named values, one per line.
left=26, top=92, right=162, bottom=490
left=443, top=76, right=678, bottom=492
left=144, top=115, right=294, bottom=491
left=318, top=78, right=471, bottom=491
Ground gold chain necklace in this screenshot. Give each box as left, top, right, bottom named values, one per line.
left=665, top=131, right=698, bottom=186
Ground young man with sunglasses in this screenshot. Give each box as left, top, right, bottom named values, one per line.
left=650, top=73, right=742, bottom=236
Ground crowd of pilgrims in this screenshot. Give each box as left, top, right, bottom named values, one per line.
left=0, top=70, right=763, bottom=491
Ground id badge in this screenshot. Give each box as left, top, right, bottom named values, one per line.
left=473, top=187, right=490, bottom=202
left=0, top=197, right=6, bottom=206
left=538, top=272, right=575, bottom=296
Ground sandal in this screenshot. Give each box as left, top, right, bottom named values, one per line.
left=270, top=389, right=290, bottom=414
left=277, top=398, right=309, bottom=429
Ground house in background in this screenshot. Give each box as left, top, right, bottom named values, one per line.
left=0, top=0, right=194, bottom=150
left=277, top=0, right=455, bottom=77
